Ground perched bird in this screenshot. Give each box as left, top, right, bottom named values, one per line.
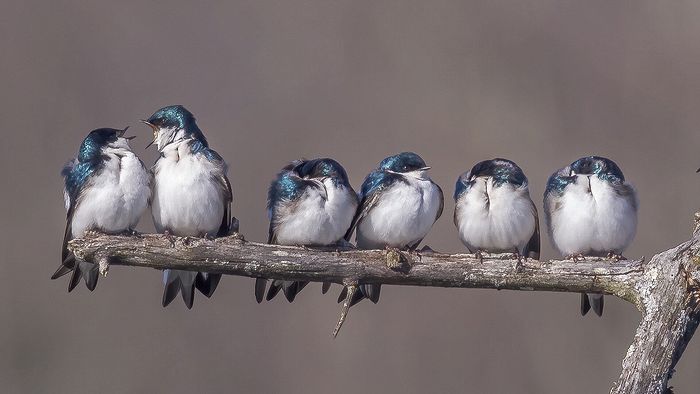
left=257, top=158, right=358, bottom=303
left=52, top=127, right=150, bottom=291
left=454, top=158, right=539, bottom=261
left=143, top=105, right=234, bottom=309
left=342, top=152, right=443, bottom=305
left=544, top=156, right=638, bottom=316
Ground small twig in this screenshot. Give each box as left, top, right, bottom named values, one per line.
left=333, top=283, right=357, bottom=338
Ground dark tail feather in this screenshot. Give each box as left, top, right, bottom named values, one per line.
left=361, top=284, right=381, bottom=304
left=195, top=273, right=221, bottom=298
left=337, top=286, right=348, bottom=303
left=322, top=282, right=331, bottom=294
left=282, top=281, right=310, bottom=302
left=65, top=261, right=98, bottom=292
left=51, top=264, right=72, bottom=280
left=266, top=280, right=284, bottom=301
left=255, top=278, right=267, bottom=303
left=590, top=294, right=604, bottom=317
left=580, top=293, right=591, bottom=316
left=162, top=270, right=197, bottom=309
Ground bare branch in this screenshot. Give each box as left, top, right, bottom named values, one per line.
left=68, top=230, right=700, bottom=394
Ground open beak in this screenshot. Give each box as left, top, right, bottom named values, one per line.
left=118, top=126, right=137, bottom=140
left=141, top=120, right=158, bottom=149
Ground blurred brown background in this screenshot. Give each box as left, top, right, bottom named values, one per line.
left=2, top=1, right=700, bottom=393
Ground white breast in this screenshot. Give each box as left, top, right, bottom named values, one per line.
left=70, top=152, right=151, bottom=238
left=357, top=176, right=441, bottom=249
left=274, top=182, right=358, bottom=245
left=549, top=176, right=636, bottom=256
left=151, top=142, right=226, bottom=237
left=455, top=179, right=536, bottom=254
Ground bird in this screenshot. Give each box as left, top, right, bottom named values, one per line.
left=341, top=152, right=443, bottom=305
left=453, top=158, right=539, bottom=262
left=257, top=158, right=359, bottom=303
left=544, top=156, right=638, bottom=316
left=143, top=105, right=234, bottom=309
left=52, top=127, right=151, bottom=291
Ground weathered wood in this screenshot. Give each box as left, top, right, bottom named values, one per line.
left=68, top=229, right=700, bottom=394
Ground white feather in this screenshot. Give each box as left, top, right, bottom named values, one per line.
left=548, top=175, right=637, bottom=256
left=455, top=178, right=536, bottom=254
left=357, top=172, right=441, bottom=249
left=70, top=142, right=151, bottom=238
left=151, top=139, right=228, bottom=237
left=273, top=181, right=358, bottom=245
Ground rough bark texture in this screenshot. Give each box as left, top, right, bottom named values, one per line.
left=69, top=229, right=700, bottom=394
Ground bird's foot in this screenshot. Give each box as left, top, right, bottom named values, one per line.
left=163, top=230, right=176, bottom=247
left=567, top=253, right=586, bottom=263
left=607, top=252, right=626, bottom=261
left=512, top=250, right=524, bottom=271
left=475, top=250, right=486, bottom=264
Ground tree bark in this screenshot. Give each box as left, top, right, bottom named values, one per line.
left=69, top=228, right=700, bottom=394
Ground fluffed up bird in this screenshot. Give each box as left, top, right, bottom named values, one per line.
left=256, top=158, right=359, bottom=303
left=341, top=152, right=443, bottom=305
left=454, top=158, right=539, bottom=261
left=544, top=156, right=638, bottom=316
left=52, top=127, right=151, bottom=291
left=144, top=105, right=234, bottom=309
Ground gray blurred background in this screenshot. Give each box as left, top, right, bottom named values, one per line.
left=2, top=1, right=700, bottom=393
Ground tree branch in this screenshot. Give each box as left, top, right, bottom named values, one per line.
left=69, top=228, right=700, bottom=394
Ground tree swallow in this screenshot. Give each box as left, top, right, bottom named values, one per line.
left=544, top=156, right=638, bottom=316
left=454, top=158, right=539, bottom=261
left=143, top=105, right=234, bottom=309
left=257, top=158, right=359, bottom=303
left=342, top=152, right=443, bottom=305
left=52, top=127, right=151, bottom=291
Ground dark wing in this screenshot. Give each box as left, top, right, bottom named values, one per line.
left=524, top=199, right=540, bottom=260
left=343, top=189, right=382, bottom=242
left=216, top=173, right=233, bottom=237
left=433, top=181, right=444, bottom=222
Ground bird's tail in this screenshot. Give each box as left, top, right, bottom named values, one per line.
left=51, top=258, right=99, bottom=292
left=580, top=293, right=604, bottom=317
left=258, top=279, right=309, bottom=302
left=162, top=269, right=222, bottom=309
left=337, top=283, right=381, bottom=306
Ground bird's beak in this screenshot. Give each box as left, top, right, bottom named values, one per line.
left=141, top=120, right=158, bottom=149
left=419, top=166, right=431, bottom=171
left=696, top=168, right=700, bottom=173
left=118, top=126, right=136, bottom=140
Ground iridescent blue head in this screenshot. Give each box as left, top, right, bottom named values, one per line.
left=77, top=127, right=134, bottom=162
left=294, top=158, right=351, bottom=186
left=545, top=156, right=626, bottom=195
left=454, top=158, right=527, bottom=200
left=378, top=152, right=430, bottom=173
left=142, top=105, right=207, bottom=150
left=570, top=156, right=625, bottom=183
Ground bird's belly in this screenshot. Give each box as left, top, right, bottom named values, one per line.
left=275, top=190, right=356, bottom=246
left=550, top=191, right=597, bottom=256
left=589, top=180, right=637, bottom=253
left=152, top=159, right=224, bottom=237
left=357, top=182, right=439, bottom=249
left=456, top=193, right=535, bottom=253
left=71, top=159, right=150, bottom=237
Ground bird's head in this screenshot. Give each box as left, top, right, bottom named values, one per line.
left=78, top=127, right=135, bottom=162
left=379, top=152, right=431, bottom=178
left=142, top=105, right=207, bottom=150
left=570, top=156, right=625, bottom=184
